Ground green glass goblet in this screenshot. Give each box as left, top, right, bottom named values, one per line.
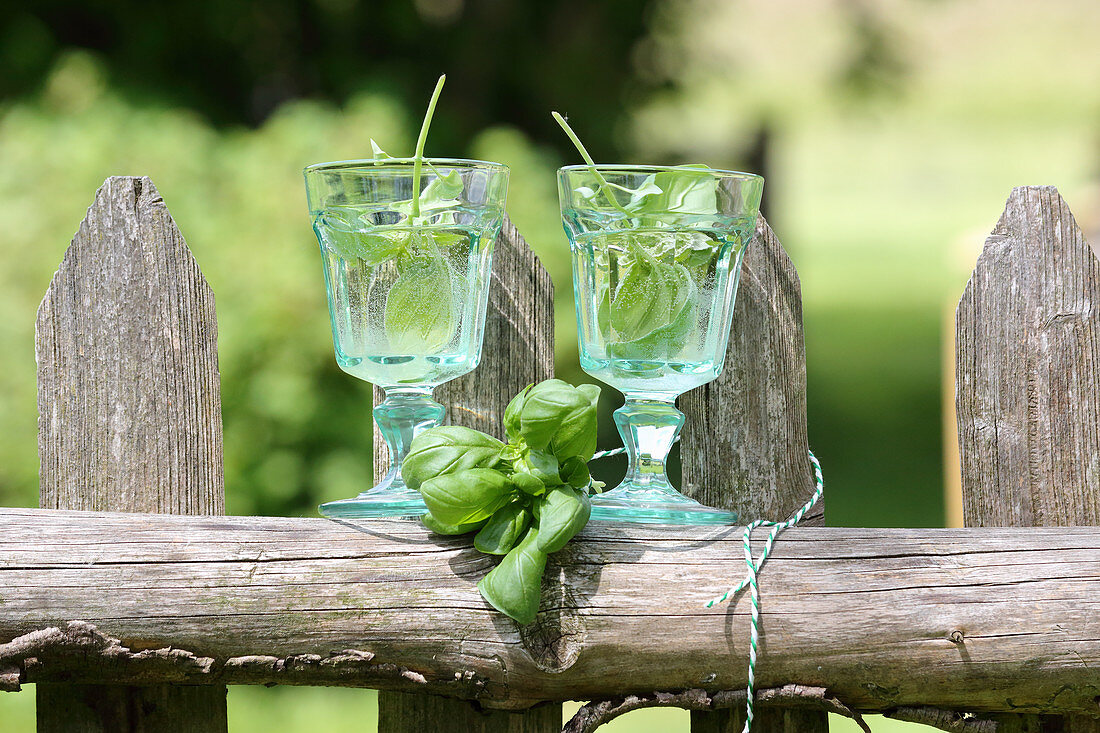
left=559, top=164, right=763, bottom=524
left=305, top=158, right=508, bottom=518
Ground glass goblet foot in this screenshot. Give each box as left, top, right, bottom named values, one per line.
left=319, top=388, right=443, bottom=519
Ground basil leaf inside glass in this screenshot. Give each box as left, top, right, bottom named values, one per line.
left=384, top=234, right=455, bottom=353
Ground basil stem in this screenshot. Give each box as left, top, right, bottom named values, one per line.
left=411, top=74, right=447, bottom=220
left=551, top=111, right=632, bottom=219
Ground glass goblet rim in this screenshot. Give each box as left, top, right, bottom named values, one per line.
left=304, top=158, right=510, bottom=176
left=557, top=163, right=762, bottom=183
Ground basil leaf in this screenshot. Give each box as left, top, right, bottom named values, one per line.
left=608, top=293, right=695, bottom=362
left=392, top=166, right=464, bottom=221
left=656, top=165, right=717, bottom=215
left=518, top=379, right=592, bottom=451
left=625, top=165, right=717, bottom=218
left=316, top=209, right=410, bottom=266
left=403, top=426, right=505, bottom=492
left=357, top=231, right=411, bottom=265
left=674, top=234, right=720, bottom=283
left=370, top=139, right=393, bottom=160
left=418, top=468, right=514, bottom=526
left=575, top=185, right=600, bottom=203
left=559, top=456, right=590, bottom=488
left=421, top=512, right=487, bottom=536
left=577, top=383, right=601, bottom=406
left=432, top=230, right=466, bottom=248
left=608, top=175, right=661, bottom=200
left=514, top=449, right=563, bottom=487
left=384, top=238, right=454, bottom=353
left=511, top=472, right=545, bottom=496
left=477, top=527, right=547, bottom=625
left=474, top=503, right=532, bottom=555
left=504, top=383, right=533, bottom=440
left=421, top=166, right=463, bottom=201
left=610, top=252, right=694, bottom=343
left=550, top=384, right=600, bottom=462
left=536, top=486, right=591, bottom=553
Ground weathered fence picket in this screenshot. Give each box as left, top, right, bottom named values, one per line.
left=681, top=217, right=825, bottom=733
left=35, top=176, right=228, bottom=731
left=956, top=185, right=1100, bottom=733
left=372, top=217, right=558, bottom=731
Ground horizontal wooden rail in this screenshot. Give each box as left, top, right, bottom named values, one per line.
left=2, top=509, right=1100, bottom=717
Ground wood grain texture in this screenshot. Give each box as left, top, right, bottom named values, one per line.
left=35, top=177, right=227, bottom=731
left=680, top=215, right=821, bottom=525
left=373, top=216, right=555, bottom=731
left=956, top=186, right=1100, bottom=526
left=564, top=686, right=867, bottom=733
left=680, top=215, right=827, bottom=733
left=957, top=188, right=1100, bottom=732
left=985, top=715, right=1100, bottom=732
left=2, top=509, right=1100, bottom=716
left=379, top=693, right=561, bottom=732
left=36, top=176, right=224, bottom=514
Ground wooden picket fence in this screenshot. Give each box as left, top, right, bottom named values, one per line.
left=0, top=177, right=1098, bottom=733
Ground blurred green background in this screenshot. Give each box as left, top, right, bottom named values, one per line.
left=1, top=0, right=1098, bottom=730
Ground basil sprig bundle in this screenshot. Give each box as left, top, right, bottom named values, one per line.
left=403, top=379, right=602, bottom=625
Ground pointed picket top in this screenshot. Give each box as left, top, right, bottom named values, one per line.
left=956, top=185, right=1100, bottom=527
left=680, top=215, right=822, bottom=526
left=36, top=176, right=225, bottom=516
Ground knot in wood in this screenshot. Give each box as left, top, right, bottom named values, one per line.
left=519, top=563, right=588, bottom=673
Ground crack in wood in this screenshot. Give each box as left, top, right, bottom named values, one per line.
left=0, top=621, right=492, bottom=697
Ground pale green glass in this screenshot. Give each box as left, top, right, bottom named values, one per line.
left=559, top=165, right=763, bottom=524
left=305, top=158, right=508, bottom=518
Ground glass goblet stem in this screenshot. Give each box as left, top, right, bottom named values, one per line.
left=374, top=387, right=446, bottom=490
left=589, top=397, right=736, bottom=524
left=615, top=397, right=684, bottom=496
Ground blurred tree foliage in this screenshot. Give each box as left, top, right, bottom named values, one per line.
left=0, top=0, right=652, bottom=160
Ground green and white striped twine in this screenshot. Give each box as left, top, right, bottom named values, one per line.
left=592, top=443, right=826, bottom=733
